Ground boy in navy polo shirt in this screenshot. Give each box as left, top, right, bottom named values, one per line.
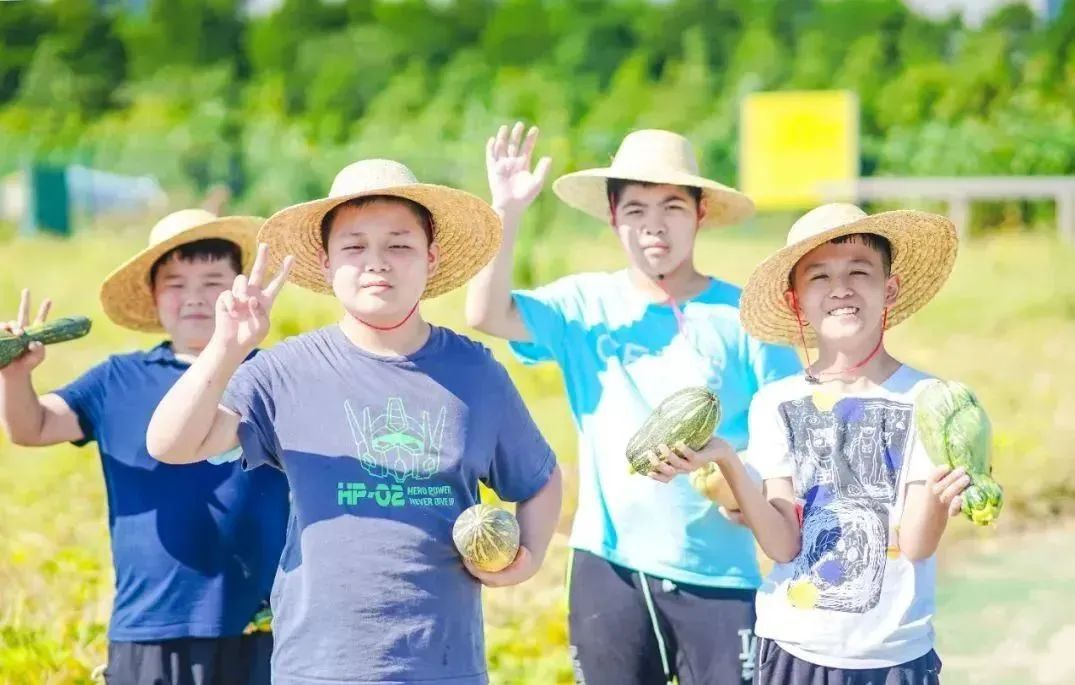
left=146, top=160, right=562, bottom=685
left=0, top=209, right=289, bottom=685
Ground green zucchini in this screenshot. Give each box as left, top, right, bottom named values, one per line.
left=0, top=316, right=92, bottom=369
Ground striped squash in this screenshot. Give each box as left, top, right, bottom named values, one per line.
left=452, top=504, right=520, bottom=573
left=626, top=387, right=721, bottom=475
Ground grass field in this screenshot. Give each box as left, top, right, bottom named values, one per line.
left=1, top=219, right=1073, bottom=683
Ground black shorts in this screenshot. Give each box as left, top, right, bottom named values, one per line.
left=753, top=638, right=942, bottom=685
left=102, top=634, right=272, bottom=685
left=567, top=549, right=757, bottom=685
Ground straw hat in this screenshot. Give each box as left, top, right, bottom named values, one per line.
left=258, top=159, right=502, bottom=298
left=739, top=203, right=958, bottom=346
left=552, top=129, right=755, bottom=227
left=100, top=209, right=261, bottom=332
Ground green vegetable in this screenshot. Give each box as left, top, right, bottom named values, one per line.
left=243, top=602, right=273, bottom=634
left=0, top=316, right=92, bottom=369
left=626, top=387, right=721, bottom=475
left=915, top=379, right=1003, bottom=526
left=452, top=504, right=520, bottom=573
left=688, top=461, right=739, bottom=511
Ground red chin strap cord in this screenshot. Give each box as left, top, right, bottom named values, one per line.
left=356, top=300, right=420, bottom=331
left=787, top=290, right=888, bottom=385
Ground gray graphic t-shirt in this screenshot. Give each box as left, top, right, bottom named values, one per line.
left=746, top=365, right=936, bottom=670
left=221, top=325, right=556, bottom=685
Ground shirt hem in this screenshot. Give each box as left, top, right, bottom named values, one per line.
left=271, top=670, right=488, bottom=684
left=108, top=623, right=244, bottom=642
left=771, top=638, right=935, bottom=669
left=571, top=541, right=762, bottom=590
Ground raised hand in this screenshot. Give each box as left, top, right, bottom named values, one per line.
left=486, top=121, right=552, bottom=218
left=0, top=289, right=53, bottom=376
left=214, top=244, right=294, bottom=354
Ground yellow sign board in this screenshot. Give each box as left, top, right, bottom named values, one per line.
left=739, top=90, right=859, bottom=211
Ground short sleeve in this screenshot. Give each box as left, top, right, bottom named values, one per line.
left=51, top=359, right=112, bottom=446
left=220, top=353, right=282, bottom=471
left=905, top=427, right=935, bottom=484
left=483, top=361, right=556, bottom=502
left=508, top=277, right=580, bottom=365
left=743, top=389, right=794, bottom=481
left=748, top=337, right=802, bottom=390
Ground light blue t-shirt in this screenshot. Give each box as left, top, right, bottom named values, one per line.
left=511, top=270, right=801, bottom=589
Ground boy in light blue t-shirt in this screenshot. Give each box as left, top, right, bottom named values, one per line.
left=466, top=123, right=801, bottom=685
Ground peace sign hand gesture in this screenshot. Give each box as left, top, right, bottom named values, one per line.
left=215, top=243, right=294, bottom=355
left=0, top=289, right=52, bottom=377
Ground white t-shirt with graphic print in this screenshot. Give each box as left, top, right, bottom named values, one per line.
left=747, top=364, right=938, bottom=669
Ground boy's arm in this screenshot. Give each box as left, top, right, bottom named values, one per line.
left=147, top=244, right=292, bottom=465
left=465, top=465, right=563, bottom=588
left=0, top=290, right=84, bottom=446
left=898, top=465, right=969, bottom=561
left=464, top=122, right=551, bottom=341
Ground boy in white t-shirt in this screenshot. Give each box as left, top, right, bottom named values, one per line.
left=646, top=203, right=971, bottom=683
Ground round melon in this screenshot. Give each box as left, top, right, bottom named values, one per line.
left=452, top=504, right=520, bottom=573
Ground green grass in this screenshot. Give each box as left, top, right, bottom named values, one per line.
left=1, top=221, right=1073, bottom=683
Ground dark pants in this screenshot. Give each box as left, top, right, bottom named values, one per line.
left=103, top=634, right=272, bottom=685
left=753, top=638, right=942, bottom=685
left=568, top=549, right=757, bottom=685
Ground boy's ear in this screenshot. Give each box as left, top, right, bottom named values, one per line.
left=320, top=248, right=331, bottom=283
left=696, top=196, right=709, bottom=225
left=884, top=274, right=901, bottom=308
left=427, top=242, right=441, bottom=278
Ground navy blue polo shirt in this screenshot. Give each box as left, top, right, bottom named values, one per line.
left=53, top=343, right=290, bottom=642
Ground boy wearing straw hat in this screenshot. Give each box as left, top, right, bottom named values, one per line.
left=145, top=160, right=563, bottom=685
left=466, top=124, right=801, bottom=685
left=0, top=209, right=289, bottom=685
left=658, top=203, right=968, bottom=683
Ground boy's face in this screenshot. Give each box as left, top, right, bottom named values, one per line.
left=153, top=254, right=237, bottom=351
left=321, top=201, right=440, bottom=322
left=788, top=238, right=899, bottom=345
left=612, top=184, right=706, bottom=277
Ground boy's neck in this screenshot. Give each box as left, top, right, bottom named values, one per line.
left=171, top=341, right=204, bottom=364
left=339, top=311, right=431, bottom=357
left=810, top=340, right=902, bottom=390
left=627, top=262, right=709, bottom=302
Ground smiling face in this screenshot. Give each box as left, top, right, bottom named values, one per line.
left=788, top=234, right=899, bottom=346
left=320, top=198, right=440, bottom=324
left=151, top=241, right=241, bottom=352
left=609, top=182, right=707, bottom=277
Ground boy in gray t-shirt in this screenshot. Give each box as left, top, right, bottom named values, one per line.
left=147, top=160, right=563, bottom=685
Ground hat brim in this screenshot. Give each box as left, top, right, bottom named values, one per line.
left=257, top=184, right=502, bottom=299
left=99, top=217, right=262, bottom=333
left=739, top=210, right=958, bottom=346
left=552, top=167, right=755, bottom=227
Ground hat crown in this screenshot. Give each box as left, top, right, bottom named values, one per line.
left=148, top=208, right=220, bottom=246
left=610, top=129, right=700, bottom=175
left=786, top=203, right=869, bottom=246
left=329, top=159, right=419, bottom=198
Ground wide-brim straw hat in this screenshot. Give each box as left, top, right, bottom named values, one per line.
left=258, top=159, right=502, bottom=299
left=100, top=209, right=261, bottom=332
left=552, top=129, right=755, bottom=227
left=740, top=203, right=958, bottom=347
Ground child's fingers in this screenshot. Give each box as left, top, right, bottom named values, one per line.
left=264, top=256, right=295, bottom=302
left=507, top=121, right=525, bottom=157
left=927, top=464, right=952, bottom=486
left=247, top=243, right=269, bottom=288
left=34, top=298, right=52, bottom=325
left=520, top=126, right=539, bottom=161
left=16, top=289, right=30, bottom=329
left=493, top=124, right=509, bottom=159
left=218, top=291, right=236, bottom=318
left=940, top=474, right=971, bottom=503
left=233, top=274, right=249, bottom=299
left=659, top=443, right=693, bottom=471
left=948, top=495, right=963, bottom=518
